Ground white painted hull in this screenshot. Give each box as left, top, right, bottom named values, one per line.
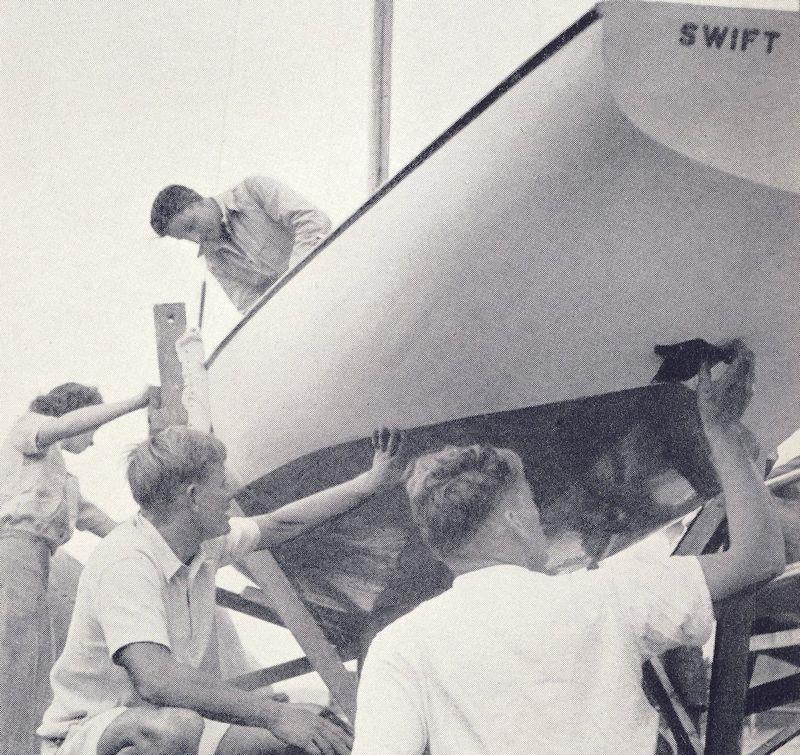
left=208, top=2, right=799, bottom=486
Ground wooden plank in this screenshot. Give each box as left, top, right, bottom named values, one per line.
left=746, top=721, right=800, bottom=755
left=237, top=551, right=359, bottom=721
left=673, top=497, right=727, bottom=557
left=642, top=659, right=703, bottom=754
left=705, top=594, right=756, bottom=755
left=150, top=302, right=188, bottom=432
left=216, top=587, right=284, bottom=628
left=746, top=672, right=800, bottom=715
left=751, top=628, right=800, bottom=654
left=225, top=494, right=359, bottom=719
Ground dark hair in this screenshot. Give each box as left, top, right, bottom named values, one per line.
left=127, top=426, right=227, bottom=516
left=30, top=383, right=103, bottom=417
left=405, top=445, right=515, bottom=559
left=150, top=185, right=203, bottom=236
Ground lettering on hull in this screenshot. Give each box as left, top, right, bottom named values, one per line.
left=679, top=22, right=781, bottom=53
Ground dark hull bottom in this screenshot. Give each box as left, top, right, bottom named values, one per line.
left=237, top=383, right=719, bottom=656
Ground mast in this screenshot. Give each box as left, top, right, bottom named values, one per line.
left=368, top=0, right=393, bottom=193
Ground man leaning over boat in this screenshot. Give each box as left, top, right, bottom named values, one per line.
left=353, top=342, right=786, bottom=755
left=38, top=426, right=404, bottom=755
left=150, top=175, right=331, bottom=314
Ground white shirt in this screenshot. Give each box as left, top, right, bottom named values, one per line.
left=39, top=513, right=261, bottom=741
left=202, top=175, right=331, bottom=313
left=353, top=555, right=713, bottom=755
left=0, top=413, right=112, bottom=550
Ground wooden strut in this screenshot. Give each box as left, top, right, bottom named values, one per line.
left=151, top=303, right=189, bottom=432
left=746, top=721, right=800, bottom=755
left=644, top=496, right=749, bottom=754
left=235, top=552, right=359, bottom=720
left=648, top=493, right=800, bottom=755
left=643, top=660, right=703, bottom=755
left=705, top=593, right=757, bottom=755
left=152, top=302, right=358, bottom=720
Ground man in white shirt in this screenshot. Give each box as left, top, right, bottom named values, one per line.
left=40, top=426, right=404, bottom=755
left=353, top=343, right=785, bottom=755
left=150, top=176, right=331, bottom=313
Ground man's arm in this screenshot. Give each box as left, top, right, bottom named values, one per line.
left=97, top=557, right=350, bottom=754
left=247, top=176, right=332, bottom=259
left=116, top=642, right=351, bottom=754
left=35, top=387, right=153, bottom=448
left=696, top=344, right=786, bottom=603
left=75, top=495, right=118, bottom=537
left=250, top=428, right=404, bottom=550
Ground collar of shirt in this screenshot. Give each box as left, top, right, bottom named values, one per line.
left=214, top=191, right=239, bottom=236
left=196, top=193, right=237, bottom=259
left=135, top=512, right=207, bottom=583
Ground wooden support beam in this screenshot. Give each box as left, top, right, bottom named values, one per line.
left=746, top=721, right=800, bottom=755
left=151, top=303, right=188, bottom=432
left=673, top=496, right=727, bottom=557
left=704, top=593, right=756, bottom=755
left=642, top=659, right=702, bottom=754
left=641, top=499, right=726, bottom=751
left=746, top=672, right=800, bottom=715
left=750, top=628, right=800, bottom=653
left=237, top=551, right=359, bottom=721
left=216, top=588, right=284, bottom=628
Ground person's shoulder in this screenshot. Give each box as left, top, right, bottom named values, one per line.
left=84, top=518, right=155, bottom=577
left=369, top=614, right=419, bottom=660
left=225, top=176, right=281, bottom=208
left=240, top=175, right=280, bottom=193
left=375, top=588, right=454, bottom=647
left=599, top=550, right=699, bottom=575
left=594, top=551, right=706, bottom=598
left=5, top=412, right=49, bottom=456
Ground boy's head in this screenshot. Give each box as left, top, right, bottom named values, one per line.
left=150, top=185, right=221, bottom=244
left=127, top=427, right=233, bottom=538
left=30, top=383, right=103, bottom=454
left=405, top=444, right=547, bottom=569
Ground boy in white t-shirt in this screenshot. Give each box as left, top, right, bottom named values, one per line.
left=40, top=426, right=405, bottom=755
left=354, top=343, right=785, bottom=755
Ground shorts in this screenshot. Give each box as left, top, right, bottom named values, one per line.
left=41, top=707, right=230, bottom=755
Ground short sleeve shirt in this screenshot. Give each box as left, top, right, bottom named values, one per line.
left=354, top=555, right=714, bottom=755
left=38, top=513, right=261, bottom=741
left=0, top=413, right=81, bottom=550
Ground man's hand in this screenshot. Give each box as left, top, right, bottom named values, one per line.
left=271, top=702, right=353, bottom=755
left=136, top=385, right=160, bottom=411
left=697, top=340, right=755, bottom=432
left=365, top=428, right=406, bottom=492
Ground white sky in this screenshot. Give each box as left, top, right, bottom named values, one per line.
left=1, top=0, right=797, bottom=680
